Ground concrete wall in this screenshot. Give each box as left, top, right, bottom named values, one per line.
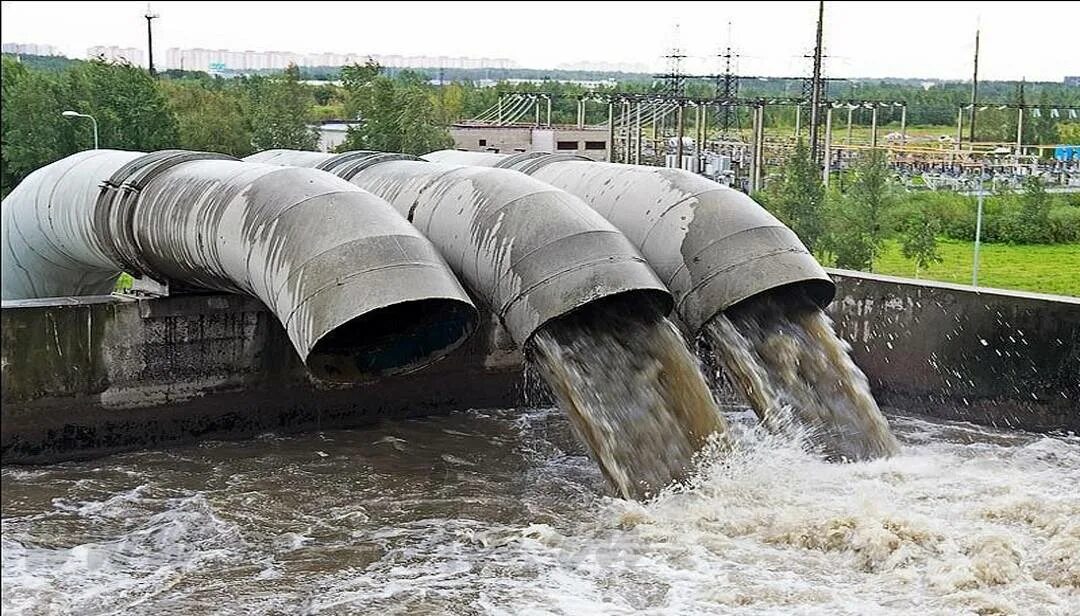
left=544, top=127, right=610, bottom=160
left=827, top=270, right=1079, bottom=432
left=450, top=125, right=532, bottom=154
left=1, top=293, right=523, bottom=463
left=3, top=272, right=1077, bottom=463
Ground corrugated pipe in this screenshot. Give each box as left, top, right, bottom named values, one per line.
left=244, top=150, right=673, bottom=347
left=1, top=149, right=478, bottom=382
left=423, top=150, right=835, bottom=335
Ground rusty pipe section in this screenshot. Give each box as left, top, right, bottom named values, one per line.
left=423, top=150, right=835, bottom=334
left=244, top=150, right=673, bottom=347
left=1, top=149, right=478, bottom=381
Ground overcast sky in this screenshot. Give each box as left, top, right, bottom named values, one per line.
left=2, top=1, right=1077, bottom=81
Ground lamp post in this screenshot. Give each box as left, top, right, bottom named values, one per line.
left=62, top=111, right=98, bottom=149
left=972, top=165, right=985, bottom=287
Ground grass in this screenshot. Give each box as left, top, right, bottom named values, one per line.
left=115, top=273, right=133, bottom=292
left=871, top=239, right=1080, bottom=297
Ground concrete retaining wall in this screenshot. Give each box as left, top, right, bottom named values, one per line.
left=3, top=272, right=1077, bottom=463
left=1, top=293, right=523, bottom=463
left=827, top=270, right=1079, bottom=433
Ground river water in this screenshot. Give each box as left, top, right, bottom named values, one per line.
left=3, top=408, right=1077, bottom=615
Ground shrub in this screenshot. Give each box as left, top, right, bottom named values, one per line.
left=1047, top=207, right=1080, bottom=243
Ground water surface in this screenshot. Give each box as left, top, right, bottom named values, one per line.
left=3, top=409, right=1077, bottom=615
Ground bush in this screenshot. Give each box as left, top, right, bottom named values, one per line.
left=1004, top=177, right=1053, bottom=244
left=1048, top=207, right=1080, bottom=243
left=886, top=188, right=1078, bottom=245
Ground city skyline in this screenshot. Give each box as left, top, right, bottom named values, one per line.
left=1, top=1, right=1078, bottom=81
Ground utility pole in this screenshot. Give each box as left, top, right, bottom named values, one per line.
left=145, top=4, right=159, bottom=76
left=1015, top=79, right=1026, bottom=172
left=972, top=165, right=985, bottom=287
left=968, top=27, right=980, bottom=143
left=808, top=0, right=825, bottom=162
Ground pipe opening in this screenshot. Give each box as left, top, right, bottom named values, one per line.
left=306, top=298, right=476, bottom=383
left=727, top=279, right=836, bottom=314
left=525, top=287, right=672, bottom=354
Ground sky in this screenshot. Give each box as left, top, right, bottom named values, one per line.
left=1, top=1, right=1077, bottom=81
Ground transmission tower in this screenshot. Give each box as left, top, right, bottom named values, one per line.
left=714, top=23, right=740, bottom=135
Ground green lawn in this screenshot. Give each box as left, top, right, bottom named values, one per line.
left=871, top=239, right=1080, bottom=297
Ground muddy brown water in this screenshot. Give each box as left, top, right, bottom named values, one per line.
left=3, top=410, right=1077, bottom=615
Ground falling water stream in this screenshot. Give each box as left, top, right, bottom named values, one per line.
left=705, top=288, right=900, bottom=461
left=529, top=301, right=729, bottom=500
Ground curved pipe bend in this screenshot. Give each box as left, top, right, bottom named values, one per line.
left=423, top=150, right=835, bottom=334
left=243, top=150, right=674, bottom=347
left=2, top=149, right=478, bottom=382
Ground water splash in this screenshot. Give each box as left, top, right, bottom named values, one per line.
left=703, top=289, right=899, bottom=461
left=529, top=302, right=729, bottom=500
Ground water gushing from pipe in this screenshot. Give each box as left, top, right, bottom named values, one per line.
left=703, top=288, right=899, bottom=461
left=530, top=298, right=730, bottom=499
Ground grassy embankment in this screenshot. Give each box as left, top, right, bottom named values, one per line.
left=872, top=239, right=1080, bottom=297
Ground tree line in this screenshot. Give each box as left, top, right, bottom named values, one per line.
left=1, top=57, right=461, bottom=195
left=4, top=54, right=1079, bottom=199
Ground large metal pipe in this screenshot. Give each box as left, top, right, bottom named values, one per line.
left=423, top=150, right=835, bottom=335
left=244, top=150, right=673, bottom=348
left=2, top=149, right=478, bottom=382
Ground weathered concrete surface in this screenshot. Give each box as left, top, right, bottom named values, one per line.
left=3, top=271, right=1077, bottom=463
left=1, top=293, right=522, bottom=464
left=828, top=270, right=1079, bottom=433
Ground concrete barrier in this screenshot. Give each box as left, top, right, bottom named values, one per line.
left=3, top=272, right=1077, bottom=463
left=826, top=270, right=1079, bottom=433
left=1, top=293, right=523, bottom=463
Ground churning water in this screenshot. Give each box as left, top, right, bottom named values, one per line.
left=2, top=410, right=1077, bottom=615
left=530, top=303, right=729, bottom=499
left=705, top=289, right=900, bottom=461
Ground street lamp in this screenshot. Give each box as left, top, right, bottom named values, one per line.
left=62, top=111, right=98, bottom=149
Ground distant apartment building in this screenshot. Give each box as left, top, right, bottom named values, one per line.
left=1, top=42, right=62, bottom=56
left=162, top=47, right=515, bottom=72
left=87, top=45, right=145, bottom=66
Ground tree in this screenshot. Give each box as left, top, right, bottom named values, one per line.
left=762, top=139, right=826, bottom=252
left=438, top=81, right=467, bottom=124
left=898, top=204, right=942, bottom=277
left=340, top=60, right=381, bottom=119
left=395, top=85, right=454, bottom=155
left=1, top=57, right=72, bottom=195
left=64, top=59, right=178, bottom=151
left=337, top=62, right=453, bottom=156
left=824, top=149, right=895, bottom=271
left=1058, top=123, right=1080, bottom=143
left=1010, top=175, right=1052, bottom=243
left=246, top=64, right=318, bottom=151
left=164, top=81, right=253, bottom=156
